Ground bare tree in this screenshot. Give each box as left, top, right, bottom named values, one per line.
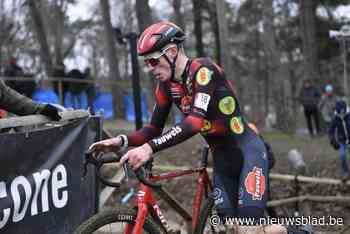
left=0, top=1, right=21, bottom=72
left=215, top=0, right=238, bottom=92
left=192, top=0, right=204, bottom=57
left=262, top=0, right=293, bottom=131
left=300, top=0, right=319, bottom=83
left=202, top=0, right=220, bottom=63
left=135, top=0, right=154, bottom=32
left=27, top=0, right=53, bottom=76
left=135, top=0, right=157, bottom=114
left=100, top=0, right=123, bottom=117
left=172, top=0, right=185, bottom=30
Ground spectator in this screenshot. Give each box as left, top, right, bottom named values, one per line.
left=319, top=84, right=338, bottom=130
left=298, top=79, right=321, bottom=136
left=4, top=57, right=36, bottom=98
left=84, top=67, right=96, bottom=114
left=328, top=100, right=350, bottom=181
left=52, top=62, right=67, bottom=103
left=66, top=69, right=88, bottom=109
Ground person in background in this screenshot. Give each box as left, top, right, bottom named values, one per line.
left=4, top=57, right=36, bottom=98
left=319, top=84, right=338, bottom=131
left=328, top=100, right=350, bottom=182
left=52, top=61, right=67, bottom=102
left=0, top=80, right=61, bottom=121
left=66, top=69, right=88, bottom=109
left=298, top=79, right=321, bottom=136
left=84, top=67, right=96, bottom=114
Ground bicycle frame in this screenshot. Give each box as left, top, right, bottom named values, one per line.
left=126, top=166, right=213, bottom=234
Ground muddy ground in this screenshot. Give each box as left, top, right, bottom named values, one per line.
left=101, top=119, right=350, bottom=233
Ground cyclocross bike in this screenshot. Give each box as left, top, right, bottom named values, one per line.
left=74, top=145, right=228, bottom=234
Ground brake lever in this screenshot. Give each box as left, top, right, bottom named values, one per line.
left=121, top=162, right=130, bottom=182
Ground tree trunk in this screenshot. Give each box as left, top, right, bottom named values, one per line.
left=215, top=0, right=239, bottom=92
left=300, top=0, right=319, bottom=83
left=135, top=0, right=155, bottom=116
left=52, top=0, right=65, bottom=66
left=261, top=0, right=286, bottom=131
left=27, top=0, right=53, bottom=76
left=172, top=0, right=185, bottom=31
left=135, top=0, right=154, bottom=32
left=192, top=0, right=204, bottom=57
left=100, top=0, right=123, bottom=118
left=203, top=1, right=220, bottom=63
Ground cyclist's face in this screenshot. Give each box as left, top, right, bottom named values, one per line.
left=144, top=46, right=177, bottom=82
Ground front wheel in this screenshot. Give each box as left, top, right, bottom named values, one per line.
left=74, top=207, right=164, bottom=234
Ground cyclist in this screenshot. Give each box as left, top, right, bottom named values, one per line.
left=89, top=21, right=311, bottom=234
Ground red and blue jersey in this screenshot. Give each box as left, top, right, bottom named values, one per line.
left=127, top=57, right=257, bottom=152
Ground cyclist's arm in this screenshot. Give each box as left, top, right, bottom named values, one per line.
left=127, top=82, right=172, bottom=146
left=148, top=66, right=215, bottom=153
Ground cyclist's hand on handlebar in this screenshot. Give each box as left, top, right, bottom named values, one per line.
left=120, top=143, right=153, bottom=170
left=88, top=137, right=122, bottom=154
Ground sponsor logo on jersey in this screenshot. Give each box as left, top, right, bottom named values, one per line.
left=200, top=119, right=211, bottom=134
left=181, top=95, right=192, bottom=114
left=196, top=67, right=213, bottom=86
left=185, top=77, right=193, bottom=95
left=152, top=126, right=183, bottom=146
left=219, top=96, right=236, bottom=115
left=244, top=167, right=266, bottom=200
left=194, top=93, right=211, bottom=111
left=213, top=188, right=224, bottom=205
left=230, top=117, right=244, bottom=134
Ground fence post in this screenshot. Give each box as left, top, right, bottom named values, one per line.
left=58, top=80, right=63, bottom=105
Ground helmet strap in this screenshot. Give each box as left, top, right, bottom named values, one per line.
left=163, top=45, right=179, bottom=81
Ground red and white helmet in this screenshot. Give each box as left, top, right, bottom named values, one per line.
left=137, top=21, right=185, bottom=56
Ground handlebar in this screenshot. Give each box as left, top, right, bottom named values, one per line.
left=84, top=145, right=210, bottom=189
left=83, top=150, right=161, bottom=189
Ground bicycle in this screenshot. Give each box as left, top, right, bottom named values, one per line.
left=74, top=145, right=227, bottom=234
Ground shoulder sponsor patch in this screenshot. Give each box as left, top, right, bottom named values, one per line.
left=194, top=93, right=211, bottom=111
left=200, top=119, right=211, bottom=134
left=196, top=67, right=213, bottom=86
left=230, top=117, right=244, bottom=134
left=219, top=96, right=236, bottom=115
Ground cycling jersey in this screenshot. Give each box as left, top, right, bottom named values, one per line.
left=126, top=58, right=269, bottom=218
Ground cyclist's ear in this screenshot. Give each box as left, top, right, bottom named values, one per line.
left=167, top=46, right=178, bottom=57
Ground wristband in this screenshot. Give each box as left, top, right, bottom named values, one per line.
left=118, top=134, right=128, bottom=152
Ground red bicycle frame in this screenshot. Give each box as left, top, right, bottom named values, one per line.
left=124, top=166, right=213, bottom=234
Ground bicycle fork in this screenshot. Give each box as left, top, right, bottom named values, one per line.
left=128, top=184, right=172, bottom=234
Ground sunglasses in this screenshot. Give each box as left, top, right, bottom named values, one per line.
left=144, top=45, right=176, bottom=68
left=145, top=57, right=161, bottom=67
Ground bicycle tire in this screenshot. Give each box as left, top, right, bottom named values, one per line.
left=195, top=197, right=224, bottom=234
left=74, top=206, right=164, bottom=234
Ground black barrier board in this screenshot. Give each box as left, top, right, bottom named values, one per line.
left=0, top=117, right=101, bottom=233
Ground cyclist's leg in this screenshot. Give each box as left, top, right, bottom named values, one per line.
left=236, top=139, right=312, bottom=234
left=237, top=137, right=268, bottom=220
left=212, top=145, right=243, bottom=218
